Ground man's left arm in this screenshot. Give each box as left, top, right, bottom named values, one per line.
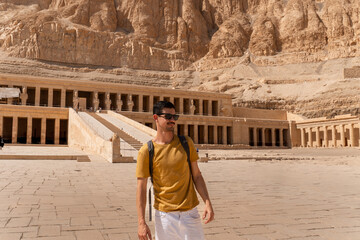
left=191, top=161, right=215, bottom=224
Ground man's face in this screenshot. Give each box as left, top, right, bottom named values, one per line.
left=155, top=108, right=176, bottom=132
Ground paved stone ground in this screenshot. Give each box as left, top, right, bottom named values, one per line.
left=0, top=146, right=86, bottom=156
left=0, top=148, right=360, bottom=240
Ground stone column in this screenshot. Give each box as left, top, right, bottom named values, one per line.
left=11, top=117, right=17, bottom=143
left=27, top=117, right=32, bottom=144
left=272, top=128, right=276, bottom=147
left=316, top=127, right=321, bottom=147
left=48, top=88, right=53, bottom=107
left=340, top=124, right=345, bottom=147
left=20, top=86, right=28, bottom=105
left=41, top=118, right=46, bottom=144
left=208, top=101, right=212, bottom=116
left=323, top=126, right=328, bottom=147
left=35, top=87, right=40, bottom=106
left=184, top=124, right=188, bottom=136
left=194, top=125, right=198, bottom=144
left=223, top=126, right=227, bottom=145
left=217, top=101, right=221, bottom=117
left=279, top=128, right=283, bottom=147
left=308, top=127, right=312, bottom=147
left=104, top=92, right=111, bottom=110
left=300, top=128, right=306, bottom=147
left=149, top=95, right=154, bottom=113
left=332, top=125, right=337, bottom=147
left=179, top=97, right=184, bottom=114
left=139, top=94, right=144, bottom=112
left=254, top=128, right=258, bottom=146
left=54, top=118, right=60, bottom=145
left=214, top=125, right=218, bottom=144
left=349, top=124, right=355, bottom=147
left=262, top=128, right=266, bottom=147
left=73, top=90, right=79, bottom=110
left=60, top=88, right=66, bottom=108
left=199, top=99, right=203, bottom=115
left=204, top=125, right=208, bottom=144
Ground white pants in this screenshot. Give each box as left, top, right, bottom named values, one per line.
left=155, top=207, right=205, bottom=240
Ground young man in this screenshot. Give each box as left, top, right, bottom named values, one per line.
left=136, top=101, right=214, bottom=240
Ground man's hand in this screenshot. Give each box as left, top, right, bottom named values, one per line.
left=202, top=201, right=214, bottom=224
left=138, top=222, right=152, bottom=240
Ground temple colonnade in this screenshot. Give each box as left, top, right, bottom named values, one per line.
left=249, top=127, right=289, bottom=147
left=4, top=83, right=228, bottom=117
left=2, top=74, right=359, bottom=148
left=297, top=115, right=360, bottom=147
left=0, top=105, right=68, bottom=145
left=1, top=74, right=235, bottom=146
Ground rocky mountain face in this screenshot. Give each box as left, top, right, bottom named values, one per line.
left=0, top=0, right=359, bottom=118
left=1, top=0, right=359, bottom=70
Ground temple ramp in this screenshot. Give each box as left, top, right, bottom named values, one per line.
left=86, top=112, right=142, bottom=159
left=68, top=109, right=128, bottom=163
left=77, top=112, right=113, bottom=140
left=97, top=112, right=154, bottom=144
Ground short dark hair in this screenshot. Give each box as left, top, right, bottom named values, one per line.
left=153, top=101, right=175, bottom=115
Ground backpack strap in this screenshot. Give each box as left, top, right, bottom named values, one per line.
left=146, top=140, right=154, bottom=221
left=147, top=140, right=154, bottom=184
left=178, top=135, right=192, bottom=176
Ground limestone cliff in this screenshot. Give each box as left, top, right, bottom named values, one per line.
left=1, top=0, right=359, bottom=70
left=0, top=0, right=359, bottom=118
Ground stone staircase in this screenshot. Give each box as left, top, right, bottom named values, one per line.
left=87, top=112, right=143, bottom=150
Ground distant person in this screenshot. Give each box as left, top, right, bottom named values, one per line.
left=136, top=101, right=214, bottom=240
left=0, top=136, right=4, bottom=149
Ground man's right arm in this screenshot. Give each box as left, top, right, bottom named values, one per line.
left=136, top=177, right=152, bottom=240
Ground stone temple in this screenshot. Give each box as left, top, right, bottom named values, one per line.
left=0, top=73, right=359, bottom=163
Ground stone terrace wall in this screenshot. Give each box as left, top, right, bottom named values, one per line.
left=233, top=107, right=287, bottom=120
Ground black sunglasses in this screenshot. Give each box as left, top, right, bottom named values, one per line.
left=157, top=113, right=180, bottom=121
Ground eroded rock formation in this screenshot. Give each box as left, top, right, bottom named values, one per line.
left=0, top=0, right=359, bottom=118
left=0, top=0, right=359, bottom=71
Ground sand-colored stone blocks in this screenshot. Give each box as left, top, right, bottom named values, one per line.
left=3, top=148, right=360, bottom=239
left=75, top=230, right=104, bottom=240
left=1, top=73, right=359, bottom=150
left=38, top=225, right=60, bottom=237
left=6, top=217, right=32, bottom=227
left=0, top=233, right=22, bottom=240
left=70, top=217, right=91, bottom=226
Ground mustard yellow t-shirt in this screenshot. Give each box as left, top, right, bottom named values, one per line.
left=136, top=135, right=200, bottom=212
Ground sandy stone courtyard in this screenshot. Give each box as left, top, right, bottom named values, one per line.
left=0, top=148, right=359, bottom=240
